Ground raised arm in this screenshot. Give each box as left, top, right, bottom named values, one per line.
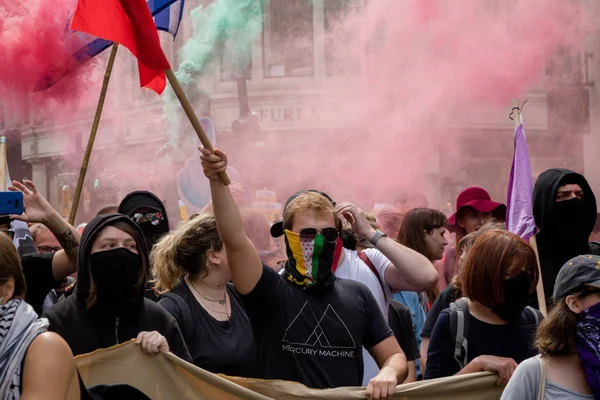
left=200, top=148, right=262, bottom=295
left=9, top=180, right=80, bottom=280
left=336, top=203, right=438, bottom=291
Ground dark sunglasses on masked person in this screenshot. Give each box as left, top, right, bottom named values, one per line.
left=299, top=227, right=339, bottom=243
left=132, top=212, right=164, bottom=226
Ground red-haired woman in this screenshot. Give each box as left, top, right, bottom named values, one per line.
left=424, top=230, right=541, bottom=384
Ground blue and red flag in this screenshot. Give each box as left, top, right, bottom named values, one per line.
left=36, top=0, right=184, bottom=92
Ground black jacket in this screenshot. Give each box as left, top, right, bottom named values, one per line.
left=532, top=169, right=600, bottom=305
left=43, top=214, right=191, bottom=362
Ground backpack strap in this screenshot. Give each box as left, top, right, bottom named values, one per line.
left=537, top=357, right=547, bottom=400
left=525, top=306, right=542, bottom=326
left=159, top=292, right=194, bottom=343
left=358, top=251, right=385, bottom=292
left=449, top=297, right=470, bottom=370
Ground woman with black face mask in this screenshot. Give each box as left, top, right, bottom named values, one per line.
left=43, top=214, right=192, bottom=362
left=502, top=255, right=600, bottom=400
left=424, top=230, right=541, bottom=383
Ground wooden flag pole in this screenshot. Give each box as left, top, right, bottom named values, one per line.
left=164, top=69, right=231, bottom=186
left=69, top=44, right=119, bottom=225
left=511, top=98, right=547, bottom=317
left=0, top=136, right=6, bottom=191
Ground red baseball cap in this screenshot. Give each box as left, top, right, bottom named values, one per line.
left=448, top=187, right=505, bottom=226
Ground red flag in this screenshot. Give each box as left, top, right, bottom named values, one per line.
left=71, top=0, right=171, bottom=94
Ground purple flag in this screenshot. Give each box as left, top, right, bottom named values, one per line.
left=506, top=123, right=537, bottom=240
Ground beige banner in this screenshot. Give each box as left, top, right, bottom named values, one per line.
left=75, top=341, right=503, bottom=400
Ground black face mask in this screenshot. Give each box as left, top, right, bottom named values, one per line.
left=491, top=273, right=532, bottom=322
left=553, top=198, right=591, bottom=241
left=90, top=248, right=141, bottom=308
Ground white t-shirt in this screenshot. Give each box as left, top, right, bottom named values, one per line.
left=335, top=248, right=393, bottom=386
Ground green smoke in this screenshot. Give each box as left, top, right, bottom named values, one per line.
left=162, top=0, right=265, bottom=151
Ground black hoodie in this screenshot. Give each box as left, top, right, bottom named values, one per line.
left=533, top=169, right=600, bottom=304
left=43, top=214, right=191, bottom=362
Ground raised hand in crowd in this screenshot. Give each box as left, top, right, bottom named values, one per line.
left=335, top=202, right=438, bottom=292
left=136, top=331, right=169, bottom=355
left=9, top=180, right=80, bottom=315
left=9, top=180, right=80, bottom=278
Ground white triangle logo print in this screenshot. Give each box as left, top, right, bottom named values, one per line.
left=282, top=301, right=356, bottom=349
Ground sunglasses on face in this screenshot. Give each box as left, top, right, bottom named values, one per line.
left=299, top=227, right=339, bottom=243
left=132, top=212, right=164, bottom=226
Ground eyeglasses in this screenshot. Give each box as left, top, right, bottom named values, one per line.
left=37, top=246, right=62, bottom=253
left=299, top=227, right=339, bottom=243
left=132, top=212, right=164, bottom=226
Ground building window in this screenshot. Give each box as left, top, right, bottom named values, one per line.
left=325, top=0, right=360, bottom=76
left=263, top=0, right=314, bottom=77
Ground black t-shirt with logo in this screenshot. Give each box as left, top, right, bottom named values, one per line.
left=241, top=265, right=393, bottom=389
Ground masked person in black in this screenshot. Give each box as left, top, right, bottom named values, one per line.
left=43, top=214, right=191, bottom=362
left=533, top=169, right=600, bottom=307
left=119, top=191, right=171, bottom=301
left=425, top=230, right=542, bottom=382
left=118, top=191, right=170, bottom=250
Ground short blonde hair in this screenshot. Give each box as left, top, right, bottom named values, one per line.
left=283, top=192, right=339, bottom=232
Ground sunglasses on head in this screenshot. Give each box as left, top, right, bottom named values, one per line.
left=299, top=227, right=339, bottom=243
left=132, top=212, right=164, bottom=226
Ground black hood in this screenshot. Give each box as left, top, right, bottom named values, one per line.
left=75, top=213, right=149, bottom=303
left=533, top=168, right=597, bottom=239
left=118, top=191, right=170, bottom=248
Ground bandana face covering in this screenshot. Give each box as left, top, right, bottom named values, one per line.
left=283, top=229, right=343, bottom=290
left=576, top=302, right=600, bottom=399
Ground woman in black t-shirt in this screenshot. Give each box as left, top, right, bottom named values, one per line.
left=424, top=230, right=540, bottom=384
left=152, top=214, right=257, bottom=377
left=420, top=221, right=505, bottom=371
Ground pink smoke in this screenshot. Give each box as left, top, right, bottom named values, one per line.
left=0, top=0, right=96, bottom=109
left=222, top=0, right=581, bottom=209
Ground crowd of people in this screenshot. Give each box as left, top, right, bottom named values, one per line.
left=2, top=147, right=600, bottom=399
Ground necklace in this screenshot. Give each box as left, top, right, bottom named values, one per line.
left=188, top=278, right=230, bottom=320
left=189, top=279, right=226, bottom=305
left=198, top=297, right=230, bottom=320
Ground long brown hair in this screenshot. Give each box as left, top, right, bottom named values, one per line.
left=397, top=208, right=448, bottom=262
left=151, top=214, right=223, bottom=294
left=0, top=232, right=26, bottom=300
left=87, top=220, right=148, bottom=309
left=398, top=208, right=447, bottom=303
